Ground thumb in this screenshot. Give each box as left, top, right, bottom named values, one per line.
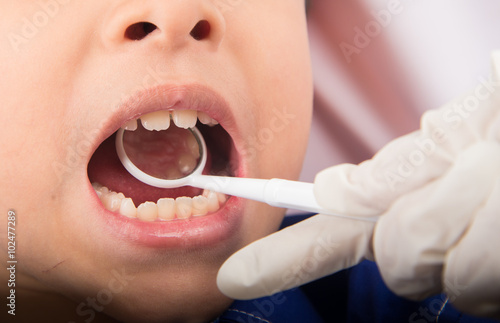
left=217, top=214, right=374, bottom=300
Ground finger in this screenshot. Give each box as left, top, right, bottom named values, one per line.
left=314, top=128, right=454, bottom=218
left=373, top=142, right=500, bottom=300
left=217, top=214, right=374, bottom=300
left=444, top=177, right=500, bottom=319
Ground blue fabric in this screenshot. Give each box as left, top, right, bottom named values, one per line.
left=347, top=260, right=421, bottom=322
left=213, top=287, right=324, bottom=323
left=348, top=260, right=500, bottom=323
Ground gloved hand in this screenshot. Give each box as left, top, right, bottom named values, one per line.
left=217, top=51, right=500, bottom=318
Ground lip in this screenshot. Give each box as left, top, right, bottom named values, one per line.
left=85, top=84, right=247, bottom=249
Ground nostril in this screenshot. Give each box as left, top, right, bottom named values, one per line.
left=190, top=20, right=211, bottom=41
left=125, top=22, right=158, bottom=41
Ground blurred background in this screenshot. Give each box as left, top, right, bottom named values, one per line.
left=300, top=0, right=500, bottom=182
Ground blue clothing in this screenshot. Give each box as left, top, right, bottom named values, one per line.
left=348, top=260, right=500, bottom=323
left=213, top=287, right=324, bottom=323
left=214, top=214, right=500, bottom=323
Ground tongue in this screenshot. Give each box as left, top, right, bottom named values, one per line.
left=88, top=129, right=208, bottom=206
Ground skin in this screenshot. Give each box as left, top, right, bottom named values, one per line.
left=0, top=1, right=312, bottom=322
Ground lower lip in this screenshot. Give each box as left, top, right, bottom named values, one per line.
left=88, top=182, right=244, bottom=249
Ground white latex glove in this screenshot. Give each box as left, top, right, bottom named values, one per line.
left=217, top=51, right=500, bottom=318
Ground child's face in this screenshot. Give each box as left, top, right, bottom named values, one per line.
left=0, top=1, right=312, bottom=321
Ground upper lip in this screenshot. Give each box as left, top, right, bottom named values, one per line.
left=86, top=83, right=240, bottom=167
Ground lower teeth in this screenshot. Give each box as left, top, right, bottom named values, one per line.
left=92, top=182, right=227, bottom=222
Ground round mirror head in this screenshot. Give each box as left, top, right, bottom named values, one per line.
left=116, top=125, right=207, bottom=188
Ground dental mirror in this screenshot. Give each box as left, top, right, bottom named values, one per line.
left=116, top=125, right=207, bottom=189
left=115, top=126, right=378, bottom=222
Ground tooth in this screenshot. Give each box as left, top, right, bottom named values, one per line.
left=93, top=183, right=105, bottom=198
left=172, top=110, right=197, bottom=129
left=192, top=196, right=209, bottom=217
left=93, top=183, right=225, bottom=221
left=102, top=192, right=124, bottom=212
left=121, top=119, right=138, bottom=131
left=140, top=111, right=171, bottom=131
left=157, top=198, right=175, bottom=221
left=197, top=111, right=211, bottom=124
left=217, top=192, right=228, bottom=205
left=186, top=133, right=200, bottom=158
left=197, top=111, right=218, bottom=126
left=94, top=185, right=109, bottom=199
left=95, top=191, right=103, bottom=199
left=203, top=190, right=220, bottom=213
left=175, top=197, right=192, bottom=219
left=137, top=202, right=158, bottom=222
left=178, top=153, right=198, bottom=175
left=120, top=198, right=137, bottom=218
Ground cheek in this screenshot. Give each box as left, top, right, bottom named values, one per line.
left=0, top=1, right=96, bottom=194
left=0, top=21, right=91, bottom=210
left=259, top=105, right=311, bottom=180
left=248, top=6, right=312, bottom=179
left=0, top=59, right=82, bottom=277
left=255, top=61, right=313, bottom=180
left=239, top=202, right=286, bottom=250
left=0, top=93, right=75, bottom=204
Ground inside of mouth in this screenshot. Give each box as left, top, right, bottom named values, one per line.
left=87, top=122, right=234, bottom=207
left=122, top=123, right=201, bottom=180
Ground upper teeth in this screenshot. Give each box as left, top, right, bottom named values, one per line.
left=122, top=110, right=218, bottom=132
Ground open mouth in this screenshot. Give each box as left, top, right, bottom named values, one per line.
left=87, top=94, right=238, bottom=224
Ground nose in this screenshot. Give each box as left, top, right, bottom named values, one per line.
left=102, top=0, right=226, bottom=51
